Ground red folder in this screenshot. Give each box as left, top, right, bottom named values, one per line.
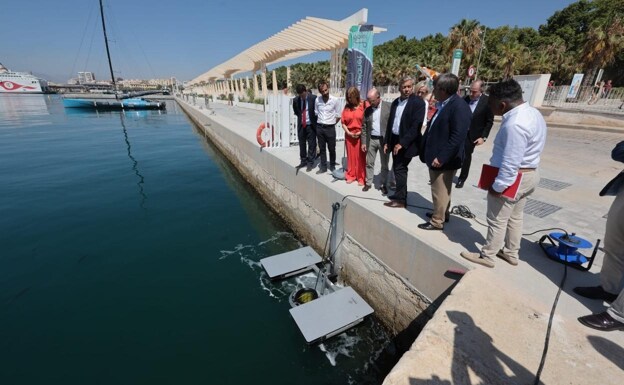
left=478, top=164, right=523, bottom=199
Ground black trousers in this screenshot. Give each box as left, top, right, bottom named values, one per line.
left=298, top=124, right=317, bottom=165
left=317, top=124, right=336, bottom=169
left=458, top=137, right=476, bottom=181
left=391, top=134, right=412, bottom=202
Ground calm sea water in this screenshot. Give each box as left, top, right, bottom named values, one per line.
left=0, top=95, right=393, bottom=385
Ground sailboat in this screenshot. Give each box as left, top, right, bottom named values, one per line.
left=63, top=0, right=166, bottom=111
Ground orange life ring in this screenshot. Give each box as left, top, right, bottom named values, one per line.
left=256, top=122, right=272, bottom=147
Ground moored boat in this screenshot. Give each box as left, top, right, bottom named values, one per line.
left=0, top=63, right=49, bottom=94
left=63, top=97, right=166, bottom=110
left=63, top=0, right=166, bottom=111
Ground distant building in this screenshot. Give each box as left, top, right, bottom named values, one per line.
left=77, top=72, right=96, bottom=84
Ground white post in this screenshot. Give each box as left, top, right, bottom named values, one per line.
left=279, top=94, right=291, bottom=148
left=261, top=68, right=268, bottom=99
left=272, top=70, right=278, bottom=96
left=253, top=73, right=259, bottom=100
left=286, top=66, right=292, bottom=93
left=330, top=48, right=343, bottom=95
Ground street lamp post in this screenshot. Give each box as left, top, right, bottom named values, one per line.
left=475, top=27, right=487, bottom=80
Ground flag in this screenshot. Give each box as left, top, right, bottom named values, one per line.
left=346, top=25, right=374, bottom=100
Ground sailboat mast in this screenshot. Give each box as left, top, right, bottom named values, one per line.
left=99, top=0, right=117, bottom=94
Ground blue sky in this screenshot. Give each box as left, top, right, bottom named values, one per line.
left=1, top=0, right=578, bottom=83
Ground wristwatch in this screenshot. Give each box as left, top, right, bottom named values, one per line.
left=482, top=137, right=487, bottom=142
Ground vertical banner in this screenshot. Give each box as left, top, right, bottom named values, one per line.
left=451, top=49, right=463, bottom=76
left=567, top=73, right=584, bottom=99
left=346, top=25, right=374, bottom=100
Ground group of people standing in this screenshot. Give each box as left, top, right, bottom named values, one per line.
left=293, top=76, right=624, bottom=333
left=293, top=75, right=546, bottom=263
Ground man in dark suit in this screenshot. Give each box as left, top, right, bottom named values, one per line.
left=575, top=140, right=624, bottom=331
left=292, top=84, right=317, bottom=172
left=361, top=88, right=391, bottom=194
left=383, top=76, right=426, bottom=208
left=418, top=73, right=471, bottom=230
left=456, top=80, right=494, bottom=188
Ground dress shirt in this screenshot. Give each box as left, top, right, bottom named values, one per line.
left=490, top=102, right=547, bottom=192
left=469, top=96, right=480, bottom=113
left=301, top=98, right=310, bottom=126
left=315, top=95, right=341, bottom=125
left=391, top=98, right=408, bottom=135
left=430, top=96, right=451, bottom=127
left=371, top=103, right=381, bottom=136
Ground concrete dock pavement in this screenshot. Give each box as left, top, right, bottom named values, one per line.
left=181, top=99, right=624, bottom=385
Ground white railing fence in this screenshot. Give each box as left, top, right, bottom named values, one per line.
left=543, top=86, right=624, bottom=114
left=264, top=95, right=347, bottom=148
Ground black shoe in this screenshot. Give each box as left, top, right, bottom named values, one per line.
left=426, top=212, right=450, bottom=223
left=362, top=185, right=371, bottom=192
left=329, top=166, right=336, bottom=172
left=296, top=162, right=306, bottom=168
left=418, top=222, right=443, bottom=231
left=306, top=165, right=313, bottom=172
left=388, top=194, right=397, bottom=200
left=456, top=179, right=465, bottom=188
left=384, top=200, right=406, bottom=208
left=573, top=286, right=619, bottom=302
left=578, top=311, right=624, bottom=331
left=380, top=185, right=388, bottom=196
left=316, top=168, right=327, bottom=174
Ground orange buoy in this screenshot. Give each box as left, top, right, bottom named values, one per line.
left=256, top=122, right=272, bottom=147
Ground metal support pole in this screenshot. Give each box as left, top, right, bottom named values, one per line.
left=475, top=27, right=487, bottom=80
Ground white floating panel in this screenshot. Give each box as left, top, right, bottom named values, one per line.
left=289, top=287, right=374, bottom=344
left=260, top=246, right=322, bottom=280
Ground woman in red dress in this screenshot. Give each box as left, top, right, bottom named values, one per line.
left=341, top=87, right=367, bottom=185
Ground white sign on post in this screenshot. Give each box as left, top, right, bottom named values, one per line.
left=451, top=49, right=463, bottom=76
left=567, top=73, right=584, bottom=99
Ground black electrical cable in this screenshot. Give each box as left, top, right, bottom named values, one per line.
left=533, top=263, right=568, bottom=385
left=523, top=227, right=569, bottom=237
left=450, top=204, right=489, bottom=227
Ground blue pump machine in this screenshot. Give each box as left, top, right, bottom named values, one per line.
left=539, top=232, right=601, bottom=271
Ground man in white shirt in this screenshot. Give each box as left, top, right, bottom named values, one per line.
left=461, top=78, right=547, bottom=267
left=314, top=82, right=341, bottom=174
left=361, top=88, right=391, bottom=194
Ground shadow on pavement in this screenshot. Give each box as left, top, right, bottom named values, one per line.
left=587, top=335, right=624, bottom=370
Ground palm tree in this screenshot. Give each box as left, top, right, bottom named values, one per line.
left=373, top=54, right=394, bottom=86
left=447, top=19, right=483, bottom=67
left=420, top=49, right=446, bottom=72
left=393, top=55, right=417, bottom=83
left=528, top=50, right=553, bottom=74
left=495, top=41, right=529, bottom=79
left=542, top=40, right=578, bottom=82
left=580, top=17, right=624, bottom=86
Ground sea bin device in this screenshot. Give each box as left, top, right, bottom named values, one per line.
left=259, top=203, right=373, bottom=344
left=538, top=232, right=600, bottom=271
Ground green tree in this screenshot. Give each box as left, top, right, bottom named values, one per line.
left=446, top=19, right=483, bottom=67
left=580, top=16, right=624, bottom=86
left=495, top=41, right=529, bottom=79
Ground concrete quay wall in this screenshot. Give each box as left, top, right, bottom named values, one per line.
left=176, top=100, right=624, bottom=385
left=176, top=99, right=465, bottom=334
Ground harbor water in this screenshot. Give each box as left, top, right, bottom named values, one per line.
left=0, top=95, right=394, bottom=384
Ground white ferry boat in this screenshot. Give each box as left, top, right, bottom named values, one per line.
left=0, top=63, right=48, bottom=94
